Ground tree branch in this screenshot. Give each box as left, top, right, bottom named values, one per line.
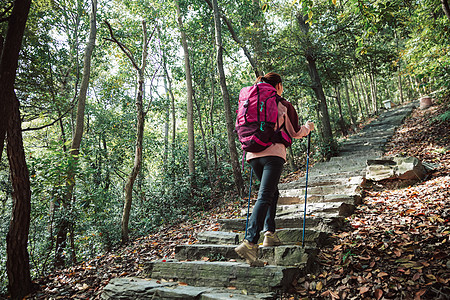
left=203, top=0, right=261, bottom=76
left=22, top=99, right=77, bottom=131
left=104, top=20, right=140, bottom=70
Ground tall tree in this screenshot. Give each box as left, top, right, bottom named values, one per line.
left=296, top=12, right=336, bottom=157
left=105, top=19, right=152, bottom=243
left=211, top=0, right=244, bottom=196
left=54, top=0, right=97, bottom=267
left=0, top=0, right=35, bottom=298
left=176, top=0, right=195, bottom=180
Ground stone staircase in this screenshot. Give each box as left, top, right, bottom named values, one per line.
left=101, top=102, right=417, bottom=299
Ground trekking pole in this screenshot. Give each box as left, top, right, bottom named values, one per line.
left=301, top=133, right=311, bottom=248
left=244, top=168, right=253, bottom=240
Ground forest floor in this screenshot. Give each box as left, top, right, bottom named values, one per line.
left=26, top=98, right=450, bottom=300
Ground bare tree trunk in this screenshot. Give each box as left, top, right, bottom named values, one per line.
left=176, top=0, right=195, bottom=179
left=209, top=72, right=218, bottom=170
left=350, top=76, right=365, bottom=120
left=122, top=21, right=148, bottom=243
left=442, top=0, right=450, bottom=21
left=163, top=73, right=170, bottom=168
left=306, top=55, right=335, bottom=156
left=212, top=0, right=244, bottom=196
left=368, top=70, right=378, bottom=114
left=0, top=0, right=34, bottom=297
left=335, top=86, right=347, bottom=136
left=161, top=49, right=177, bottom=150
left=286, top=147, right=295, bottom=171
left=105, top=19, right=151, bottom=243
left=344, top=80, right=356, bottom=126
left=358, top=73, right=371, bottom=115
left=55, top=0, right=97, bottom=267
left=296, top=13, right=336, bottom=157
left=193, top=92, right=212, bottom=186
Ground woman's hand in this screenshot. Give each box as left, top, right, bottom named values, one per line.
left=305, top=121, right=315, bottom=131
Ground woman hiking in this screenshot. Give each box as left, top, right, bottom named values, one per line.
left=235, top=72, right=314, bottom=266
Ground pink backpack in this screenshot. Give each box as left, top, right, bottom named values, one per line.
left=235, top=83, right=292, bottom=152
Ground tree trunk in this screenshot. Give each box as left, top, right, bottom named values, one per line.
left=55, top=0, right=97, bottom=267
left=250, top=0, right=265, bottom=75
left=286, top=147, right=295, bottom=171
left=212, top=0, right=244, bottom=197
left=350, top=76, right=365, bottom=120
left=344, top=80, right=356, bottom=126
left=368, top=70, right=378, bottom=114
left=163, top=72, right=170, bottom=168
left=122, top=21, right=148, bottom=243
left=296, top=13, right=336, bottom=157
left=442, top=0, right=450, bottom=21
left=6, top=95, right=35, bottom=300
left=0, top=0, right=34, bottom=297
left=162, top=49, right=177, bottom=151
left=193, top=92, right=212, bottom=187
left=209, top=72, right=218, bottom=170
left=176, top=0, right=195, bottom=179
left=203, top=0, right=261, bottom=76
left=306, top=55, right=336, bottom=156
left=335, top=86, right=348, bottom=136
left=0, top=34, right=5, bottom=159
left=358, top=73, right=371, bottom=116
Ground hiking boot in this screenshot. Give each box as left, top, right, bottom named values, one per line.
left=235, top=240, right=259, bottom=264
left=262, top=231, right=282, bottom=247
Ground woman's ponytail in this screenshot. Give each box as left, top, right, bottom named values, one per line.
left=254, top=72, right=282, bottom=88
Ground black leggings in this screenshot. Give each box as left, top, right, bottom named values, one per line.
left=246, top=156, right=285, bottom=244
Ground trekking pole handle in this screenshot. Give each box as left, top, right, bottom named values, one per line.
left=306, top=132, right=311, bottom=155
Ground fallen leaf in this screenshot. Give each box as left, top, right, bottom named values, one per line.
left=375, top=288, right=383, bottom=300
left=359, top=286, right=370, bottom=294
left=377, top=272, right=388, bottom=278
left=415, top=289, right=426, bottom=297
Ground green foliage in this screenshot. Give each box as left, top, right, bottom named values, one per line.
left=2, top=0, right=449, bottom=293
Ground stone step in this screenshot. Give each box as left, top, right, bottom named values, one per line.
left=308, top=163, right=366, bottom=175
left=241, top=201, right=356, bottom=218
left=218, top=212, right=344, bottom=232
left=145, top=260, right=302, bottom=293
left=343, top=135, right=391, bottom=144
left=335, top=150, right=383, bottom=158
left=175, top=244, right=317, bottom=267
left=101, top=277, right=273, bottom=300
left=277, top=193, right=361, bottom=206
left=279, top=183, right=361, bottom=197
left=196, top=227, right=334, bottom=247
left=312, top=159, right=367, bottom=170
left=279, top=176, right=365, bottom=190
left=197, top=231, right=239, bottom=245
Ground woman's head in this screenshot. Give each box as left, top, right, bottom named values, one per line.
left=255, top=72, right=283, bottom=96
left=255, top=72, right=282, bottom=87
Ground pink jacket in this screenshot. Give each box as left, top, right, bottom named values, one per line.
left=246, top=98, right=311, bottom=162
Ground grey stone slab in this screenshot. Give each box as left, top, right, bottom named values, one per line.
left=152, top=285, right=214, bottom=299
left=101, top=277, right=177, bottom=300
left=218, top=212, right=341, bottom=232
left=175, top=243, right=316, bottom=267
left=197, top=231, right=239, bottom=245
left=279, top=176, right=365, bottom=190
left=146, top=260, right=301, bottom=293
left=366, top=156, right=427, bottom=181
left=201, top=292, right=272, bottom=300
left=175, top=244, right=239, bottom=261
